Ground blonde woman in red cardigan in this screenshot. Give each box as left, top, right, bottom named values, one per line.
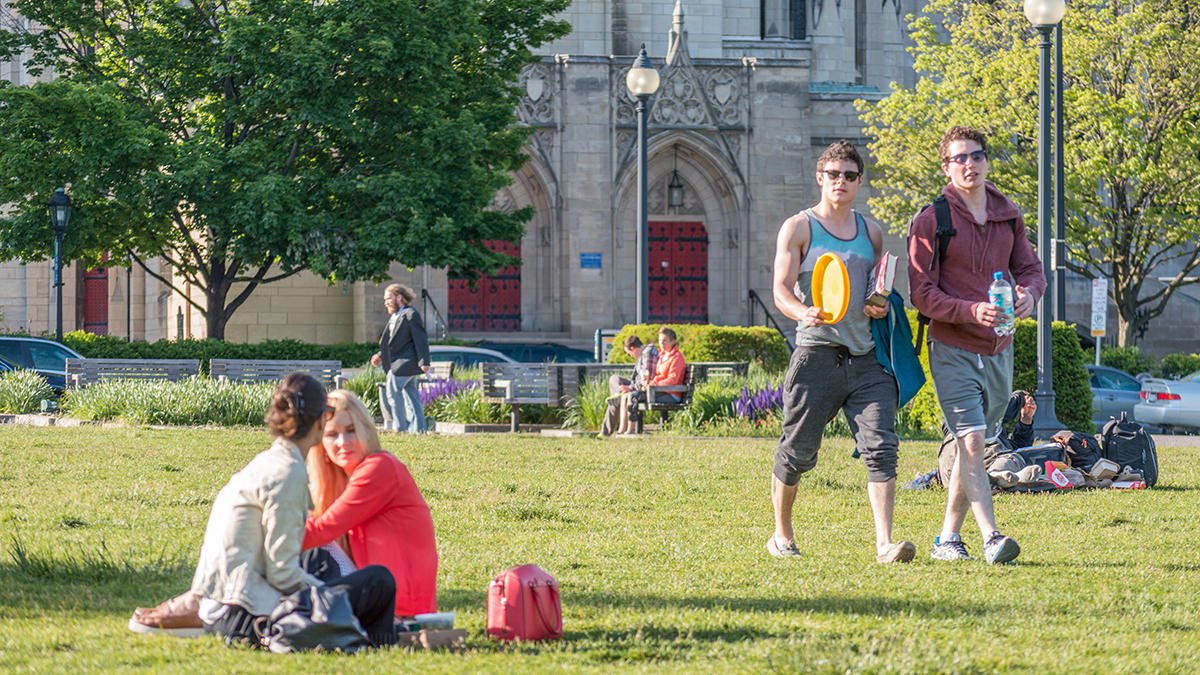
left=304, top=389, right=439, bottom=617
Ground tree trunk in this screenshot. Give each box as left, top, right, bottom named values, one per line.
left=204, top=286, right=229, bottom=340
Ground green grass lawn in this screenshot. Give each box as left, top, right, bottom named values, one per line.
left=1, top=426, right=1198, bottom=672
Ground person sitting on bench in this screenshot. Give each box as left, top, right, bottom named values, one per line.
left=619, top=327, right=686, bottom=434
left=600, top=335, right=658, bottom=437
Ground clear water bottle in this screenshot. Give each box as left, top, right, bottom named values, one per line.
left=989, top=272, right=1015, bottom=336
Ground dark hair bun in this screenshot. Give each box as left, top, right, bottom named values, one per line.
left=265, top=373, right=327, bottom=440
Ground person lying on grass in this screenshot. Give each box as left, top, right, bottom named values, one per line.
left=129, top=376, right=400, bottom=647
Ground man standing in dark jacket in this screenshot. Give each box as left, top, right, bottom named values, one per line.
left=371, top=284, right=431, bottom=433
left=908, top=126, right=1046, bottom=564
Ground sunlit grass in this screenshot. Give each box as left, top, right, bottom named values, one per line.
left=1, top=425, right=1198, bottom=671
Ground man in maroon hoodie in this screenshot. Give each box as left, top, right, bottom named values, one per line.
left=908, top=126, right=1046, bottom=564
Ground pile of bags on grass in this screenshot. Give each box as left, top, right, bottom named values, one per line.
left=913, top=413, right=1159, bottom=493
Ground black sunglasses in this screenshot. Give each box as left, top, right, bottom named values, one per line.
left=819, top=169, right=861, bottom=182
left=946, top=150, right=988, bottom=165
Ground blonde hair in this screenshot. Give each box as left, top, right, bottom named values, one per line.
left=306, top=389, right=384, bottom=519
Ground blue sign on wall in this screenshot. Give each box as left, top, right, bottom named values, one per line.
left=580, top=252, right=603, bottom=270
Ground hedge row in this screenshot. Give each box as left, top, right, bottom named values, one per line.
left=606, top=324, right=791, bottom=373
left=63, top=331, right=378, bottom=371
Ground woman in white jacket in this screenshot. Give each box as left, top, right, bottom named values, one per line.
left=188, top=373, right=397, bottom=647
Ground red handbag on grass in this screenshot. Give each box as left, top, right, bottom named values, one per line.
left=486, top=564, right=563, bottom=641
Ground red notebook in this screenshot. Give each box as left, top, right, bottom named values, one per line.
left=866, top=252, right=897, bottom=307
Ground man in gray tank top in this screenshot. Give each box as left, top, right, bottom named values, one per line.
left=767, top=140, right=915, bottom=564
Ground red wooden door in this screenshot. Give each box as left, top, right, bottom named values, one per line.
left=648, top=221, right=708, bottom=324
left=82, top=265, right=109, bottom=334
left=448, top=240, right=521, bottom=331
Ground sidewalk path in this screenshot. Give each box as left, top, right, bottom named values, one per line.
left=1153, top=434, right=1200, bottom=448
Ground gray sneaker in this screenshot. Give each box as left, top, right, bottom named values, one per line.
left=984, top=531, right=1020, bottom=564
left=767, top=536, right=801, bottom=558
left=930, top=536, right=971, bottom=561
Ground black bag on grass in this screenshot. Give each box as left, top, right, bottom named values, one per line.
left=1101, top=413, right=1159, bottom=487
left=1013, top=443, right=1067, bottom=467
left=1059, top=432, right=1103, bottom=472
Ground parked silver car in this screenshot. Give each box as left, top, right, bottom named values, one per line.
left=1086, top=365, right=1144, bottom=428
left=1135, top=370, right=1200, bottom=433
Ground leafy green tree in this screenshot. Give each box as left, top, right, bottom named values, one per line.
left=859, top=0, right=1200, bottom=346
left=0, top=0, right=567, bottom=338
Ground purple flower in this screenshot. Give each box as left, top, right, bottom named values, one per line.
left=734, top=383, right=784, bottom=422
left=419, top=378, right=477, bottom=407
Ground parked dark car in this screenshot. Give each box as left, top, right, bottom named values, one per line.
left=475, top=341, right=595, bottom=363
left=1086, top=364, right=1143, bottom=429
left=0, top=336, right=84, bottom=393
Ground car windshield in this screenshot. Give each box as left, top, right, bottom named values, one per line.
left=1093, top=369, right=1141, bottom=392
left=1187, top=371, right=1200, bottom=382
left=28, top=343, right=75, bottom=371
left=0, top=341, right=22, bottom=365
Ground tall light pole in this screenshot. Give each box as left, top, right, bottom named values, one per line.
left=626, top=44, right=660, bottom=324
left=1026, top=0, right=1066, bottom=436
left=1054, top=22, right=1066, bottom=323
left=48, top=187, right=72, bottom=343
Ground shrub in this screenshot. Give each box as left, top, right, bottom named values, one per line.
left=1155, top=353, right=1200, bottom=380
left=0, top=369, right=54, bottom=414
left=343, top=367, right=385, bottom=418
left=62, top=331, right=378, bottom=370
left=1100, top=346, right=1156, bottom=377
left=62, top=378, right=274, bottom=426
left=426, top=387, right=510, bottom=425
left=1012, top=319, right=1093, bottom=432
left=607, top=325, right=790, bottom=372
left=561, top=377, right=610, bottom=431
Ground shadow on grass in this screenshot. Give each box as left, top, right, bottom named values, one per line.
left=0, top=535, right=191, bottom=583
left=436, top=586, right=994, bottom=627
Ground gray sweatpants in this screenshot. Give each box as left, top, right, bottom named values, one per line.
left=774, top=344, right=899, bottom=484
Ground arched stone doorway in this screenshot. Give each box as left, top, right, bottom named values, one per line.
left=614, top=132, right=745, bottom=326
left=447, top=159, right=557, bottom=332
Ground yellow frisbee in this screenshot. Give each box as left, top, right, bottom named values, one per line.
left=811, top=252, right=851, bottom=324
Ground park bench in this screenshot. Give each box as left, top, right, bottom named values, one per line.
left=480, top=362, right=563, bottom=432
left=210, top=359, right=345, bottom=389
left=632, top=361, right=749, bottom=433
left=377, top=362, right=455, bottom=429
left=64, top=358, right=201, bottom=390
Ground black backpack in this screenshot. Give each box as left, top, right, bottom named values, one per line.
left=906, top=196, right=1017, bottom=354
left=1100, top=412, right=1159, bottom=487
left=1059, top=431, right=1103, bottom=472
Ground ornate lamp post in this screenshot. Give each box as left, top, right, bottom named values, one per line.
left=48, top=187, right=71, bottom=342
left=1025, top=0, right=1067, bottom=436
left=626, top=44, right=660, bottom=324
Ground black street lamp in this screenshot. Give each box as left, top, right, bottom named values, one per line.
left=1054, top=22, right=1067, bottom=323
left=626, top=44, right=660, bottom=325
left=1026, top=0, right=1066, bottom=436
left=48, top=187, right=71, bottom=342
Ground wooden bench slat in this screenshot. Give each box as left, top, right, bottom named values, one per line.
left=210, top=359, right=343, bottom=387
left=65, top=358, right=201, bottom=389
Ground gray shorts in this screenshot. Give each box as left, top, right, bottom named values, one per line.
left=928, top=339, right=1013, bottom=440
left=774, top=345, right=899, bottom=485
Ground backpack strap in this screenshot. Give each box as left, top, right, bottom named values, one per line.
left=929, top=195, right=956, bottom=272
left=913, top=196, right=956, bottom=353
